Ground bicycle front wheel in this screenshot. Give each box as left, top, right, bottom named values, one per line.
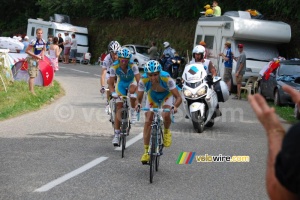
left=121, top=135, right=126, bottom=158
left=149, top=126, right=157, bottom=183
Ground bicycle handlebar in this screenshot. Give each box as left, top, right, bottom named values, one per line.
left=137, top=107, right=175, bottom=123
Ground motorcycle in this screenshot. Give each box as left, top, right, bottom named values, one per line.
left=160, top=54, right=185, bottom=79
left=179, top=63, right=229, bottom=133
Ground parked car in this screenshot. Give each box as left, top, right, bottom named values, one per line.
left=258, top=60, right=300, bottom=106
left=123, top=44, right=151, bottom=69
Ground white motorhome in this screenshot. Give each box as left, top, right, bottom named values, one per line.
left=193, top=11, right=291, bottom=86
left=26, top=14, right=89, bottom=61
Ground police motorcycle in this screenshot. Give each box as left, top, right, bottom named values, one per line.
left=180, top=63, right=229, bottom=133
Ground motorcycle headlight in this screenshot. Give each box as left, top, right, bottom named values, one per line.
left=183, top=89, right=192, bottom=97
left=172, top=59, right=176, bottom=63
left=177, top=60, right=181, bottom=64
left=196, top=86, right=207, bottom=96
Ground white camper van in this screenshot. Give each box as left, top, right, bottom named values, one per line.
left=193, top=11, right=291, bottom=86
left=26, top=14, right=89, bottom=61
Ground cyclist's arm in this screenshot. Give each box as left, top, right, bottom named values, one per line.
left=101, top=68, right=107, bottom=87
left=167, top=77, right=182, bottom=109
left=170, top=88, right=182, bottom=109
left=108, top=68, right=116, bottom=93
left=137, top=80, right=145, bottom=104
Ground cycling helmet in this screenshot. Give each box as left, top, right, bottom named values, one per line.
left=144, top=60, right=162, bottom=73
left=163, top=41, right=170, bottom=48
left=117, top=47, right=132, bottom=59
left=108, top=41, right=121, bottom=53
left=192, top=45, right=206, bottom=59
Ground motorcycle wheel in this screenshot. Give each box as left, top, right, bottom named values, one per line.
left=191, top=111, right=204, bottom=133
left=205, top=119, right=214, bottom=127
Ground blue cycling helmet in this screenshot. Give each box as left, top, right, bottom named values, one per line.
left=117, top=47, right=132, bottom=59
left=144, top=60, right=162, bottom=73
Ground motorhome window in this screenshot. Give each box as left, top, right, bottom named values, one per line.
left=196, top=35, right=203, bottom=45
left=31, top=27, right=35, bottom=37
left=235, top=40, right=278, bottom=61
left=225, top=23, right=231, bottom=29
left=205, top=36, right=214, bottom=49
left=48, top=28, right=54, bottom=37
left=72, top=34, right=88, bottom=46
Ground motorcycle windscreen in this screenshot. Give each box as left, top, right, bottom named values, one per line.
left=182, top=63, right=207, bottom=83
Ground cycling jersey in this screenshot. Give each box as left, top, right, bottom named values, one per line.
left=110, top=60, right=139, bottom=96
left=138, top=71, right=176, bottom=107
left=102, top=54, right=115, bottom=79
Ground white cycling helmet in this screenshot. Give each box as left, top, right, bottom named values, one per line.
left=214, top=80, right=229, bottom=102
left=192, top=45, right=206, bottom=59
left=108, top=41, right=121, bottom=53
left=163, top=41, right=170, bottom=48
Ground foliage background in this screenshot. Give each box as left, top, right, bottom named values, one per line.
left=1, top=0, right=299, bottom=61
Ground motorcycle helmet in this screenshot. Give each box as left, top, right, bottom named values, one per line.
left=108, top=41, right=121, bottom=53
left=144, top=60, right=162, bottom=73
left=163, top=41, right=170, bottom=48
left=192, top=45, right=206, bottom=59
left=117, top=47, right=132, bottom=59
left=214, top=80, right=229, bottom=102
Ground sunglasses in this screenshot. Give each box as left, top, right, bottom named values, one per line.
left=148, top=73, right=159, bottom=77
left=119, top=58, right=129, bottom=63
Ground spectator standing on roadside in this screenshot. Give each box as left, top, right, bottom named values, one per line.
left=148, top=41, right=158, bottom=60
left=20, top=36, right=29, bottom=53
left=57, top=33, right=64, bottom=62
left=232, top=43, right=246, bottom=100
left=219, top=41, right=233, bottom=93
left=199, top=41, right=209, bottom=59
left=48, top=37, right=62, bottom=86
left=248, top=85, right=300, bottom=200
left=25, top=28, right=46, bottom=95
left=70, top=33, right=77, bottom=64
left=63, top=32, right=71, bottom=64
left=212, top=1, right=221, bottom=16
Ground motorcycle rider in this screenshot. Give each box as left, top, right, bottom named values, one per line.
left=160, top=41, right=176, bottom=74
left=136, top=60, right=182, bottom=164
left=190, top=45, right=216, bottom=76
left=100, top=41, right=121, bottom=114
left=189, top=45, right=222, bottom=117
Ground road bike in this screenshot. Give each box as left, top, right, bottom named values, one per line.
left=117, top=95, right=131, bottom=158
left=138, top=106, right=174, bottom=183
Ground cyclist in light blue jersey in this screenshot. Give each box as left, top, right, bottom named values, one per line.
left=109, top=47, right=140, bottom=146
left=136, top=60, right=182, bottom=163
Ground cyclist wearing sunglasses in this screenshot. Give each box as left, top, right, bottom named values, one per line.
left=109, top=47, right=140, bottom=146
left=100, top=41, right=121, bottom=114
left=136, top=60, right=182, bottom=163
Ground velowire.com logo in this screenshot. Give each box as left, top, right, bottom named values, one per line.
left=176, top=152, right=250, bottom=164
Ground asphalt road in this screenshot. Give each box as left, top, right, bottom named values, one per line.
left=0, top=62, right=291, bottom=200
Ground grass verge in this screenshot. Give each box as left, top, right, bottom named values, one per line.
left=0, top=80, right=64, bottom=121
left=268, top=102, right=298, bottom=124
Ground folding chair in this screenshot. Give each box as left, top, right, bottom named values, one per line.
left=240, top=76, right=258, bottom=96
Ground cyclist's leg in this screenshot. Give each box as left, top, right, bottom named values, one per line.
left=129, top=82, right=137, bottom=123
left=162, top=94, right=174, bottom=147
left=141, top=97, right=155, bottom=163
left=112, top=81, right=126, bottom=145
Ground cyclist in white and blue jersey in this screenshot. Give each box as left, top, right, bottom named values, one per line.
left=109, top=47, right=140, bottom=146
